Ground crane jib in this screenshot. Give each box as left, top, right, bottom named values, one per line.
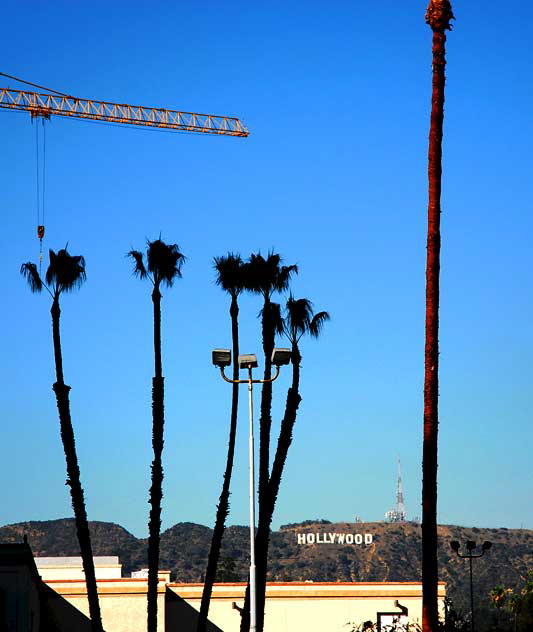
left=0, top=88, right=249, bottom=137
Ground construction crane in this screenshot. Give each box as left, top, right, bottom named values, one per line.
left=0, top=88, right=249, bottom=136
left=0, top=72, right=248, bottom=265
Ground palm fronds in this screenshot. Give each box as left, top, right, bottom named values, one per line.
left=274, top=264, right=299, bottom=293
left=214, top=253, right=244, bottom=296
left=20, top=262, right=43, bottom=293
left=283, top=295, right=330, bottom=343
left=22, top=248, right=87, bottom=296
left=147, top=239, right=185, bottom=287
left=45, top=248, right=86, bottom=294
left=244, top=251, right=298, bottom=299
left=309, top=311, right=330, bottom=338
left=128, top=249, right=148, bottom=280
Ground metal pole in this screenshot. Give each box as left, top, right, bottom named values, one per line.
left=247, top=366, right=256, bottom=632
left=469, top=553, right=475, bottom=632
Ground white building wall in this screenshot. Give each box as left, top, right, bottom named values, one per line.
left=35, top=556, right=123, bottom=580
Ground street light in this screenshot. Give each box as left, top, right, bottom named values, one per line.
left=450, top=540, right=492, bottom=632
left=212, top=347, right=291, bottom=632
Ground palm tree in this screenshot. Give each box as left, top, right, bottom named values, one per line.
left=490, top=585, right=509, bottom=630
left=267, top=297, right=329, bottom=518
left=240, top=296, right=329, bottom=632
left=21, top=248, right=104, bottom=632
left=423, top=2, right=454, bottom=631
left=128, top=238, right=185, bottom=632
left=235, top=252, right=296, bottom=632
left=197, top=253, right=245, bottom=632
left=242, top=252, right=297, bottom=518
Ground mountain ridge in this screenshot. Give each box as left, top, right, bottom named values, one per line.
left=1, top=518, right=530, bottom=623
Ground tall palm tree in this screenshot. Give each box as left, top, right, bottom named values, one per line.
left=267, top=297, right=329, bottom=518
left=242, top=253, right=297, bottom=518
left=240, top=296, right=329, bottom=632
left=197, top=253, right=245, bottom=632
left=128, top=238, right=185, bottom=632
left=423, top=2, right=454, bottom=631
left=235, top=253, right=296, bottom=632
left=21, top=248, right=104, bottom=632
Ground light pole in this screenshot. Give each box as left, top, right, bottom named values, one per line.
left=450, top=539, right=492, bottom=632
left=212, top=347, right=291, bottom=632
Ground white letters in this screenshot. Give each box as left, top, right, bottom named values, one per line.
left=296, top=532, right=374, bottom=546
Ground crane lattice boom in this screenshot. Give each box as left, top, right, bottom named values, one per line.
left=0, top=87, right=249, bottom=137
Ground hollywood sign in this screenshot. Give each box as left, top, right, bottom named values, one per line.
left=297, top=532, right=373, bottom=545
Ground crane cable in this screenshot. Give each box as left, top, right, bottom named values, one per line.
left=0, top=74, right=56, bottom=270
left=1, top=73, right=58, bottom=272
left=0, top=70, right=69, bottom=96
left=34, top=116, right=47, bottom=273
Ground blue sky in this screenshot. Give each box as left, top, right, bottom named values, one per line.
left=1, top=1, right=532, bottom=538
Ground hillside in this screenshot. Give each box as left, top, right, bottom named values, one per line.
left=1, top=519, right=530, bottom=622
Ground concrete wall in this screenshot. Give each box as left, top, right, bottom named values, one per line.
left=168, top=582, right=446, bottom=632
left=0, top=545, right=41, bottom=632
left=0, top=564, right=41, bottom=632
left=3, top=547, right=447, bottom=631
left=47, top=577, right=167, bottom=632
left=35, top=557, right=123, bottom=581
left=41, top=578, right=445, bottom=632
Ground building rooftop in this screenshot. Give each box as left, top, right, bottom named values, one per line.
left=35, top=556, right=119, bottom=566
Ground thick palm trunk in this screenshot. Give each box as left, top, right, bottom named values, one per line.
left=257, top=345, right=301, bottom=632
left=252, top=299, right=276, bottom=632
left=197, top=297, right=240, bottom=632
left=258, top=299, right=275, bottom=520
left=423, top=3, right=453, bottom=631
left=51, top=299, right=103, bottom=632
left=147, top=285, right=165, bottom=632
left=240, top=345, right=302, bottom=632
left=264, top=344, right=301, bottom=522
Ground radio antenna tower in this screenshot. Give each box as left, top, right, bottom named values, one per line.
left=385, top=458, right=407, bottom=522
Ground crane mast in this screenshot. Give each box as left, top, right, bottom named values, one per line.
left=0, top=87, right=249, bottom=137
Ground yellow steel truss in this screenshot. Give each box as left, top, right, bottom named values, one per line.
left=0, top=88, right=249, bottom=137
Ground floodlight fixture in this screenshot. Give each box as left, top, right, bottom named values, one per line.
left=211, top=345, right=289, bottom=632
left=449, top=539, right=492, bottom=632
left=239, top=354, right=258, bottom=369
left=271, top=348, right=291, bottom=366
left=212, top=349, right=231, bottom=368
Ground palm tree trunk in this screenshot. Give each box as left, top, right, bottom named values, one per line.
left=51, top=298, right=103, bottom=632
left=265, top=344, right=302, bottom=522
left=257, top=344, right=301, bottom=632
left=240, top=344, right=302, bottom=632
left=197, top=296, right=240, bottom=632
left=148, top=285, right=164, bottom=632
left=258, top=299, right=275, bottom=521
left=251, top=299, right=276, bottom=632
left=423, top=3, right=453, bottom=630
